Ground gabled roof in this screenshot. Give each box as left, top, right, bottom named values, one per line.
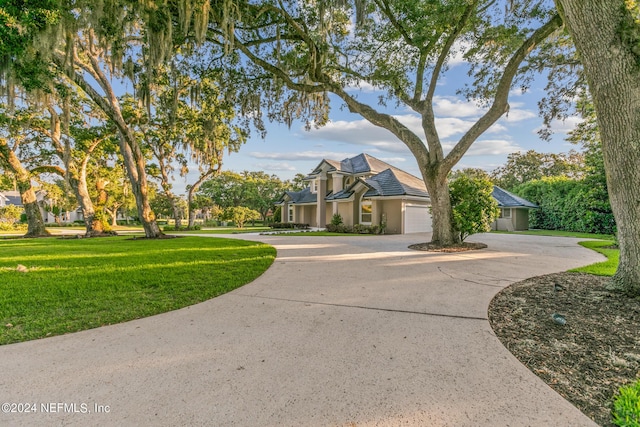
left=492, top=186, right=538, bottom=208
left=339, top=153, right=391, bottom=175
left=363, top=168, right=429, bottom=198
left=0, top=191, right=22, bottom=207
left=310, top=153, right=395, bottom=177
left=282, top=188, right=317, bottom=204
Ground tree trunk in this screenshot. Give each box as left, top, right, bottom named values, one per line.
left=0, top=140, right=49, bottom=237
left=67, top=170, right=102, bottom=235
left=555, top=0, right=640, bottom=295
left=421, top=165, right=459, bottom=245
left=188, top=165, right=222, bottom=229
left=19, top=182, right=49, bottom=237
left=171, top=199, right=182, bottom=229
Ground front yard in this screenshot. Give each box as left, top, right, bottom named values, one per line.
left=0, top=236, right=275, bottom=345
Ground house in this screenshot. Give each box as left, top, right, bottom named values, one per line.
left=279, top=154, right=432, bottom=234
left=0, top=190, right=84, bottom=224
left=279, top=153, right=538, bottom=234
left=0, top=190, right=23, bottom=208
left=491, top=186, right=538, bottom=231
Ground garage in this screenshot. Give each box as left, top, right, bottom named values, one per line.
left=404, top=204, right=432, bottom=234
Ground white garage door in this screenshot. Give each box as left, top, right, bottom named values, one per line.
left=404, top=205, right=432, bottom=234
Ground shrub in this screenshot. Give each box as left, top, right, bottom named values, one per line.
left=0, top=205, right=22, bottom=224
left=270, top=222, right=310, bottom=230
left=0, top=223, right=27, bottom=232
left=449, top=175, right=499, bottom=241
left=325, top=223, right=384, bottom=234
left=515, top=176, right=616, bottom=235
left=330, top=213, right=343, bottom=226
left=612, top=380, right=640, bottom=427
left=163, top=225, right=201, bottom=231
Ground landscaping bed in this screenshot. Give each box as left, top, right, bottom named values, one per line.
left=489, top=272, right=640, bottom=426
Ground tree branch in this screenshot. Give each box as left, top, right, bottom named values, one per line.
left=443, top=13, right=563, bottom=171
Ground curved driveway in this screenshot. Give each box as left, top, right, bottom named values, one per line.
left=0, top=233, right=602, bottom=426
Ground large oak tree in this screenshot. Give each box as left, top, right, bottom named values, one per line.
left=554, top=0, right=640, bottom=295
left=195, top=0, right=563, bottom=245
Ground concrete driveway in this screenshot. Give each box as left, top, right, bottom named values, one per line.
left=0, top=233, right=603, bottom=426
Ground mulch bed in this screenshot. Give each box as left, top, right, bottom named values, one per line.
left=489, top=272, right=640, bottom=426
left=408, top=241, right=487, bottom=252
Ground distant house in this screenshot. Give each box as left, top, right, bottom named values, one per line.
left=0, top=190, right=23, bottom=207
left=0, top=190, right=85, bottom=224
left=491, top=186, right=538, bottom=231
left=278, top=153, right=538, bottom=234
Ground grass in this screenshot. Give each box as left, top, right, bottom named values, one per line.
left=268, top=231, right=372, bottom=236
left=493, top=229, right=619, bottom=276
left=169, top=227, right=272, bottom=234
left=571, top=240, right=619, bottom=276
left=493, top=229, right=615, bottom=240
left=0, top=236, right=275, bottom=345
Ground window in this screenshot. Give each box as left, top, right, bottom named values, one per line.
left=360, top=200, right=372, bottom=224
left=288, top=205, right=294, bottom=222
left=500, top=208, right=511, bottom=219
left=310, top=179, right=319, bottom=194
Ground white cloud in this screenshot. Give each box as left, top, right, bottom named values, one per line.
left=539, top=116, right=584, bottom=134
left=465, top=139, right=523, bottom=156
left=344, top=81, right=380, bottom=93
left=499, top=108, right=538, bottom=122
left=487, top=123, right=509, bottom=134
left=509, top=87, right=529, bottom=97
left=252, top=162, right=298, bottom=172
left=248, top=151, right=358, bottom=161
left=447, top=40, right=472, bottom=67
left=432, top=96, right=485, bottom=118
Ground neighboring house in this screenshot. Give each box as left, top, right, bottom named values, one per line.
left=0, top=190, right=85, bottom=224
left=0, top=190, right=23, bottom=208
left=278, top=153, right=538, bottom=234
left=491, top=186, right=538, bottom=231
left=278, top=153, right=432, bottom=234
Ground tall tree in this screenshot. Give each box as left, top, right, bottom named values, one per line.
left=31, top=94, right=116, bottom=236
left=196, top=0, right=563, bottom=245
left=554, top=0, right=640, bottom=294
left=0, top=106, right=49, bottom=236
left=491, top=149, right=583, bottom=191
left=1, top=0, right=164, bottom=237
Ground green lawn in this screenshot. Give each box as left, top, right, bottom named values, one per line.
left=493, top=229, right=615, bottom=240
left=0, top=236, right=275, bottom=345
left=169, top=227, right=272, bottom=234
left=492, top=229, right=619, bottom=276
left=571, top=240, right=619, bottom=276
left=268, top=231, right=373, bottom=236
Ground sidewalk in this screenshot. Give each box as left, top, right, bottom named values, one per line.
left=0, top=233, right=602, bottom=426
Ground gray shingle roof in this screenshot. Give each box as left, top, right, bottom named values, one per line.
left=362, top=168, right=429, bottom=198
left=0, top=191, right=22, bottom=207
left=492, top=186, right=538, bottom=208
left=284, top=188, right=317, bottom=204
left=340, top=153, right=393, bottom=175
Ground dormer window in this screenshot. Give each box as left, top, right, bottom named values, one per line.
left=310, top=179, right=319, bottom=194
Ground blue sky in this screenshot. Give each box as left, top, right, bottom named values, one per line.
left=174, top=59, right=581, bottom=195
left=218, top=94, right=577, bottom=177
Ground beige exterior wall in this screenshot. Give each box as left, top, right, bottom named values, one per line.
left=292, top=205, right=317, bottom=226
left=377, top=199, right=402, bottom=234
left=514, top=209, right=529, bottom=231
left=337, top=202, right=354, bottom=225
left=491, top=208, right=530, bottom=231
